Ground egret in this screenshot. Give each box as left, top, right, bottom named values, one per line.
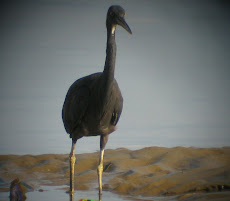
left=62, top=5, right=132, bottom=200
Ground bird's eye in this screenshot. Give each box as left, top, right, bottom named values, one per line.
left=110, top=11, right=114, bottom=17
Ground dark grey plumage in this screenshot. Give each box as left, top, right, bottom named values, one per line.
left=61, top=5, right=131, bottom=200
left=62, top=72, right=123, bottom=139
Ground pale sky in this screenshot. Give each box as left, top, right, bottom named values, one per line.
left=1, top=0, right=230, bottom=154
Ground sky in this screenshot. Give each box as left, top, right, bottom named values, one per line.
left=1, top=0, right=230, bottom=154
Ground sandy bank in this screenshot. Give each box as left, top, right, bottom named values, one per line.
left=0, top=146, right=230, bottom=200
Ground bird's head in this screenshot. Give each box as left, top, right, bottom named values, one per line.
left=106, top=5, right=132, bottom=35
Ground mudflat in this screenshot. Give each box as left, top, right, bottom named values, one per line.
left=0, top=146, right=230, bottom=200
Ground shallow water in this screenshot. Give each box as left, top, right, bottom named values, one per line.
left=0, top=185, right=176, bottom=201
left=1, top=0, right=230, bottom=155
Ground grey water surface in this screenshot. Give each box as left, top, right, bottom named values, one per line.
left=1, top=0, right=230, bottom=155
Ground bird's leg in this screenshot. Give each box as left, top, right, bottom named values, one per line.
left=98, top=149, right=104, bottom=200
left=69, top=139, right=77, bottom=197
left=97, top=135, right=108, bottom=201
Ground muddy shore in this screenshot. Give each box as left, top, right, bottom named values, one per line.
left=1, top=146, right=230, bottom=200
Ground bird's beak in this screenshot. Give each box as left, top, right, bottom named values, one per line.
left=118, top=16, right=132, bottom=34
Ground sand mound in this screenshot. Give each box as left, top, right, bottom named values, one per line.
left=0, top=147, right=230, bottom=200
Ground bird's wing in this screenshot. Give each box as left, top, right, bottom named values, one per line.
left=111, top=80, right=123, bottom=126
left=62, top=82, right=90, bottom=135
left=62, top=73, right=101, bottom=135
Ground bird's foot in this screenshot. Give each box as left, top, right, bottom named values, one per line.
left=99, top=192, right=102, bottom=201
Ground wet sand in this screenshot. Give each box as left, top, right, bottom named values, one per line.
left=0, top=146, right=230, bottom=200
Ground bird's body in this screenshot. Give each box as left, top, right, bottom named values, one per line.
left=62, top=72, right=123, bottom=139
left=62, top=5, right=131, bottom=201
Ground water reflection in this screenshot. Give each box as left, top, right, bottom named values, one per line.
left=0, top=185, right=176, bottom=201
left=68, top=186, right=101, bottom=201
left=69, top=192, right=101, bottom=201
left=69, top=192, right=73, bottom=201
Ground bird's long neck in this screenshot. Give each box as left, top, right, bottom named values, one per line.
left=103, top=25, right=117, bottom=81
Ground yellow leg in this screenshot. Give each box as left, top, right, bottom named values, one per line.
left=69, top=192, right=74, bottom=201
left=97, top=135, right=108, bottom=201
left=69, top=140, right=76, bottom=196
left=97, top=149, right=104, bottom=201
